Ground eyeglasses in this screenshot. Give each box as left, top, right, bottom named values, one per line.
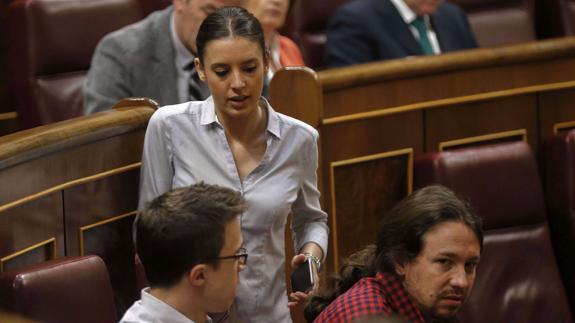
left=216, top=247, right=248, bottom=266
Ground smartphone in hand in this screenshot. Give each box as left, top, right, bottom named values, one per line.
left=291, top=259, right=315, bottom=293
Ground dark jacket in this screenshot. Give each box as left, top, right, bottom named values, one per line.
left=326, top=0, right=477, bottom=67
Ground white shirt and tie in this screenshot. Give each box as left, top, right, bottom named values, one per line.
left=170, top=13, right=210, bottom=102
left=390, top=0, right=442, bottom=54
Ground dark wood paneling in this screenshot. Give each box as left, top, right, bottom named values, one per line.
left=269, top=67, right=322, bottom=128
left=321, top=42, right=575, bottom=118
left=321, top=112, right=424, bottom=162
left=330, top=151, right=411, bottom=268
left=0, top=106, right=154, bottom=316
left=320, top=112, right=422, bottom=270
left=0, top=114, right=19, bottom=137
left=0, top=131, right=144, bottom=205
left=63, top=167, right=140, bottom=315
left=63, top=171, right=139, bottom=255
left=538, top=88, right=575, bottom=138
left=0, top=193, right=64, bottom=272
left=424, top=95, right=539, bottom=152
left=80, top=213, right=137, bottom=315
left=321, top=112, right=423, bottom=209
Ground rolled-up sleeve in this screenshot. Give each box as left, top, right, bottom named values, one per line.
left=291, top=130, right=329, bottom=257
left=138, top=110, right=174, bottom=210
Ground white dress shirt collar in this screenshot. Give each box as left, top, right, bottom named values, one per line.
left=171, top=12, right=198, bottom=102
left=120, top=287, right=213, bottom=323
left=170, top=12, right=195, bottom=69
left=389, top=0, right=418, bottom=24
left=199, top=96, right=282, bottom=139
left=389, top=0, right=441, bottom=54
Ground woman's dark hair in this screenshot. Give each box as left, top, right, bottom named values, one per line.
left=196, top=6, right=267, bottom=64
left=305, top=185, right=483, bottom=322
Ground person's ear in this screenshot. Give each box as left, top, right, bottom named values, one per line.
left=394, top=261, right=407, bottom=277
left=194, top=58, right=206, bottom=82
left=172, top=0, right=186, bottom=11
left=188, top=264, right=207, bottom=287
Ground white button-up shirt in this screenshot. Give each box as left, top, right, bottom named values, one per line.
left=120, top=288, right=211, bottom=323
left=138, top=97, right=329, bottom=323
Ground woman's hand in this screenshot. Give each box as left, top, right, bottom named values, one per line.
left=288, top=253, right=320, bottom=308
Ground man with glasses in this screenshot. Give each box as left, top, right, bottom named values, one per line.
left=121, top=182, right=247, bottom=323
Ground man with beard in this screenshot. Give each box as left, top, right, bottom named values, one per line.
left=307, top=185, right=483, bottom=322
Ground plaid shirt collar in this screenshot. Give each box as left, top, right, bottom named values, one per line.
left=377, top=272, right=426, bottom=323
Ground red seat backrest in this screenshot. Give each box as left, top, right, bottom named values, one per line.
left=7, top=0, right=144, bottom=129
left=544, top=129, right=575, bottom=311
left=0, top=256, right=118, bottom=323
left=414, top=141, right=574, bottom=322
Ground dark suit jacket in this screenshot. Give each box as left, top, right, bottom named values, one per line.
left=325, top=0, right=478, bottom=67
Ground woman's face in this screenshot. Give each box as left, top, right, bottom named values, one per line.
left=244, top=0, right=289, bottom=32
left=195, top=36, right=267, bottom=120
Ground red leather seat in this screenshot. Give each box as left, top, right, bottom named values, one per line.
left=7, top=0, right=143, bottom=129
left=449, top=0, right=536, bottom=47
left=138, top=0, right=171, bottom=16
left=414, top=141, right=574, bottom=322
left=544, top=129, right=575, bottom=311
left=536, top=0, right=575, bottom=38
left=0, top=256, right=117, bottom=323
left=282, top=0, right=351, bottom=69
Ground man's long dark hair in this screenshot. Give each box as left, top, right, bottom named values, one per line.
left=305, top=185, right=483, bottom=322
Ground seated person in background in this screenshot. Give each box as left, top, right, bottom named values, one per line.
left=326, top=0, right=477, bottom=67
left=84, top=0, right=240, bottom=115
left=121, top=182, right=248, bottom=323
left=242, top=0, right=305, bottom=78
left=306, top=185, right=483, bottom=323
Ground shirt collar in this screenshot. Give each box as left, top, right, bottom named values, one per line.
left=199, top=97, right=282, bottom=139
left=170, top=12, right=195, bottom=71
left=261, top=97, right=281, bottom=139
left=376, top=272, right=426, bottom=323
left=141, top=287, right=211, bottom=323
left=389, top=0, right=420, bottom=24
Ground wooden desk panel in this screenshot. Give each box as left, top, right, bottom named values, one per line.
left=0, top=105, right=154, bottom=316
left=425, top=95, right=538, bottom=152
left=0, top=194, right=64, bottom=272
left=539, top=88, right=575, bottom=137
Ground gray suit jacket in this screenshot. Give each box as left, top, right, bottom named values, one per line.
left=84, top=6, right=179, bottom=114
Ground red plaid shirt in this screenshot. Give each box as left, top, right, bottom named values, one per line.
left=314, top=272, right=426, bottom=323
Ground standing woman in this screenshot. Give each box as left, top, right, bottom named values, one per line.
left=138, top=6, right=328, bottom=323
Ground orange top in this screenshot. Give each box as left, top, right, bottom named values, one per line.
left=279, top=35, right=305, bottom=67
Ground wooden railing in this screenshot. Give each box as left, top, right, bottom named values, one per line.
left=270, top=37, right=575, bottom=270
left=0, top=99, right=157, bottom=314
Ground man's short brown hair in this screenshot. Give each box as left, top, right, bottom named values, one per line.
left=136, top=182, right=246, bottom=288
